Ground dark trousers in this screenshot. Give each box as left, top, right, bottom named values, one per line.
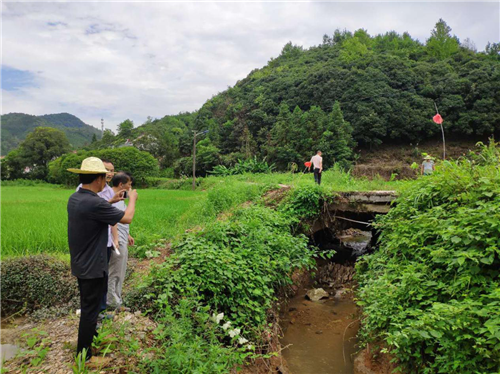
left=77, top=277, right=106, bottom=359
left=314, top=168, right=322, bottom=185
left=99, top=246, right=112, bottom=313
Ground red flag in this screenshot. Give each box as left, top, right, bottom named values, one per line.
left=433, top=113, right=443, bottom=124
left=304, top=162, right=312, bottom=168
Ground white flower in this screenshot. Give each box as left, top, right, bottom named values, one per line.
left=211, top=312, right=224, bottom=324
left=238, top=337, right=248, bottom=344
left=246, top=344, right=254, bottom=350
left=228, top=328, right=241, bottom=338
left=222, top=321, right=232, bottom=330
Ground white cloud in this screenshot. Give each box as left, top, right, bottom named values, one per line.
left=2, top=1, right=499, bottom=131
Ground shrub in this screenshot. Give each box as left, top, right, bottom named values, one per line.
left=1, top=255, right=78, bottom=316
left=209, top=157, right=275, bottom=176
left=356, top=141, right=500, bottom=373
left=129, top=205, right=315, bottom=369
left=48, top=147, right=159, bottom=186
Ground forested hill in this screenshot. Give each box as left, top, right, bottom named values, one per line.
left=195, top=21, right=499, bottom=150
left=1, top=113, right=101, bottom=155
left=95, top=20, right=500, bottom=175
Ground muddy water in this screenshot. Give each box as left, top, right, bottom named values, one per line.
left=281, top=289, right=359, bottom=374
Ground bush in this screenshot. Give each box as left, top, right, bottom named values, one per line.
left=1, top=255, right=78, bottom=316
left=48, top=147, right=159, bottom=186
left=356, top=141, right=500, bottom=373
left=209, top=157, right=276, bottom=176
left=128, top=205, right=315, bottom=369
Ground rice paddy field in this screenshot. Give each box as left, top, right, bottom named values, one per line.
left=1, top=184, right=206, bottom=257
left=1, top=169, right=404, bottom=258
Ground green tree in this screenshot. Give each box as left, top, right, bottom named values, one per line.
left=48, top=147, right=158, bottom=186
left=6, top=127, right=71, bottom=180
left=118, top=119, right=134, bottom=138
left=318, top=102, right=354, bottom=168
left=101, top=129, right=116, bottom=147
left=426, top=19, right=459, bottom=59
left=485, top=42, right=500, bottom=59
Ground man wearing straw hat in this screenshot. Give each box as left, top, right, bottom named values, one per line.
left=67, top=157, right=138, bottom=361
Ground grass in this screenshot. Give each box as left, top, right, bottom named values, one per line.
left=1, top=185, right=205, bottom=257
left=154, top=165, right=405, bottom=192
left=2, top=169, right=406, bottom=257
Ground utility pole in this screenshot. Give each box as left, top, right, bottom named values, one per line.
left=101, top=118, right=104, bottom=138
left=192, top=130, right=209, bottom=190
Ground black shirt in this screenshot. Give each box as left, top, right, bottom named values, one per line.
left=67, top=188, right=125, bottom=279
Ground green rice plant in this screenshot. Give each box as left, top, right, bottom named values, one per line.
left=1, top=187, right=205, bottom=257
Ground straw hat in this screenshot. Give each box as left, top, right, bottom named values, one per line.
left=67, top=157, right=108, bottom=174
left=423, top=155, right=433, bottom=160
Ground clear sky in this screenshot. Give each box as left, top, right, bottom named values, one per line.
left=2, top=1, right=499, bottom=132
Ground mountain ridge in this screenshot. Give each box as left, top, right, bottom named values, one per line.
left=1, top=112, right=101, bottom=155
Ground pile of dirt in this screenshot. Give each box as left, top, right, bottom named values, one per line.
left=353, top=138, right=479, bottom=180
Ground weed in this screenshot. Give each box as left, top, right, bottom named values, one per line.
left=356, top=141, right=500, bottom=373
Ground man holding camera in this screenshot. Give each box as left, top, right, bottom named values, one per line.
left=67, top=157, right=138, bottom=361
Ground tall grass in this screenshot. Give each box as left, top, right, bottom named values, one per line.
left=153, top=165, right=404, bottom=192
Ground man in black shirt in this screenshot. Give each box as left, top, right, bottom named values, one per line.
left=67, top=157, right=138, bottom=360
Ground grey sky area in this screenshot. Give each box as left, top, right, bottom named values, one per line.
left=2, top=1, right=499, bottom=131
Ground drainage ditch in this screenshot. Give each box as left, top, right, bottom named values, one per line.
left=280, top=225, right=373, bottom=374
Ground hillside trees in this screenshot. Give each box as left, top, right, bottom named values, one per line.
left=187, top=18, right=499, bottom=158
left=2, top=127, right=70, bottom=180
left=65, top=19, right=499, bottom=176
left=426, top=19, right=460, bottom=60
left=118, top=119, right=134, bottom=138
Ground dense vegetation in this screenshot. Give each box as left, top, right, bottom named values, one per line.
left=87, top=19, right=499, bottom=177
left=126, top=195, right=317, bottom=372
left=356, top=141, right=500, bottom=373
left=47, top=147, right=159, bottom=186
left=1, top=112, right=101, bottom=155
left=3, top=20, right=498, bottom=181
left=1, top=127, right=71, bottom=181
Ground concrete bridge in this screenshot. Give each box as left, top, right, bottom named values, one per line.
left=310, top=190, right=398, bottom=240
left=329, top=190, right=398, bottom=214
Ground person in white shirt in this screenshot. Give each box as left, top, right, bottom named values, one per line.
left=108, top=172, right=135, bottom=311
left=308, top=151, right=323, bottom=185
left=420, top=155, right=435, bottom=175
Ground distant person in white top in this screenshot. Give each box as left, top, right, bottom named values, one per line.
left=420, top=155, right=435, bottom=176
left=107, top=172, right=135, bottom=311
left=308, top=151, right=323, bottom=185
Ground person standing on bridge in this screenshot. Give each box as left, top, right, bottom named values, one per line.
left=308, top=151, right=323, bottom=185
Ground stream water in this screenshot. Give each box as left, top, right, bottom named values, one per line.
left=281, top=289, right=359, bottom=374
left=280, top=231, right=371, bottom=374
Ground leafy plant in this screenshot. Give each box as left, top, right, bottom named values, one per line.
left=356, top=141, right=500, bottom=373
left=72, top=349, right=89, bottom=374
left=19, top=328, right=50, bottom=368
left=129, top=205, right=315, bottom=370
left=209, top=156, right=275, bottom=176
left=1, top=255, right=78, bottom=316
